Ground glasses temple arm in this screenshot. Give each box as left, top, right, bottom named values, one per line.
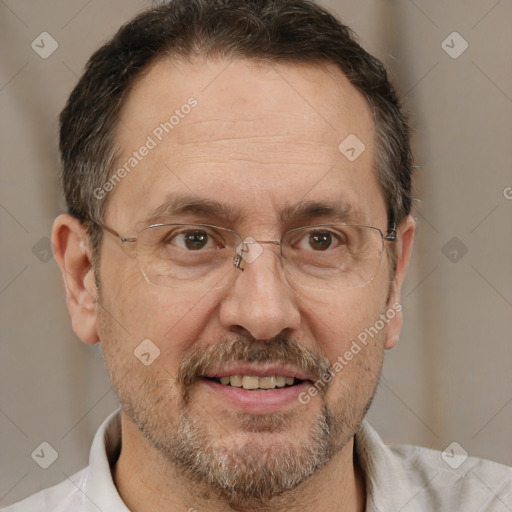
left=91, top=219, right=135, bottom=243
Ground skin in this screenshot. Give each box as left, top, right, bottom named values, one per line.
left=53, top=58, right=415, bottom=512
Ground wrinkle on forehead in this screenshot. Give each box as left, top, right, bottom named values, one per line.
left=117, top=57, right=374, bottom=149
left=108, top=58, right=383, bottom=231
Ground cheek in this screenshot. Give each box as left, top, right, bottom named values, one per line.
left=305, top=283, right=387, bottom=363
left=307, top=284, right=389, bottom=409
left=100, top=271, right=220, bottom=373
left=97, top=289, right=216, bottom=413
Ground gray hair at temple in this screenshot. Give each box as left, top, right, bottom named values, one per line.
left=59, top=0, right=413, bottom=273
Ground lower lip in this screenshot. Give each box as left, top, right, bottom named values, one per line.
left=200, top=378, right=312, bottom=414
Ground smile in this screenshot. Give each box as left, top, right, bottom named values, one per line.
left=198, top=366, right=315, bottom=413
left=209, top=375, right=302, bottom=390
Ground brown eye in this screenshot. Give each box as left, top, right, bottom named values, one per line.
left=308, top=232, right=333, bottom=251
left=182, top=230, right=209, bottom=250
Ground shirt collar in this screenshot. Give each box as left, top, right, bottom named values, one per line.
left=84, top=408, right=129, bottom=511
left=354, top=420, right=413, bottom=512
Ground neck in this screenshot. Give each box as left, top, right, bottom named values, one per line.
left=113, top=411, right=366, bottom=512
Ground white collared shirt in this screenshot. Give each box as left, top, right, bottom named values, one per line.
left=3, top=409, right=511, bottom=511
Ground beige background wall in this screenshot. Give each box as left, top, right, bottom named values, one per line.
left=1, top=0, right=511, bottom=507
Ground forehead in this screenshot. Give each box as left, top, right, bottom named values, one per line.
left=107, top=57, right=384, bottom=230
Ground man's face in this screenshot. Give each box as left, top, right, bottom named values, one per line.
left=93, top=58, right=407, bottom=504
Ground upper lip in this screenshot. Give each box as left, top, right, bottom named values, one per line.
left=202, top=364, right=315, bottom=382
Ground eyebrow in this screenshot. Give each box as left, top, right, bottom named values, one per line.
left=138, top=193, right=365, bottom=229
left=279, top=199, right=365, bottom=225
left=138, top=194, right=240, bottom=228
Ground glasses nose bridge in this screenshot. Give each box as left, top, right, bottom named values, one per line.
left=241, top=239, right=283, bottom=256
left=233, top=238, right=284, bottom=272
left=250, top=239, right=281, bottom=247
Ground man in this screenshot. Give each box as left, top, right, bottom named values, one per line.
left=4, top=0, right=510, bottom=511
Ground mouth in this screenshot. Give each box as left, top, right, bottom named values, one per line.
left=197, top=366, right=316, bottom=413
left=205, top=375, right=305, bottom=390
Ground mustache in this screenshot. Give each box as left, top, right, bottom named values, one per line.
left=176, top=333, right=332, bottom=393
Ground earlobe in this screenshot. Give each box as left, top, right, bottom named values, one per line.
left=52, top=214, right=100, bottom=345
left=384, top=215, right=416, bottom=350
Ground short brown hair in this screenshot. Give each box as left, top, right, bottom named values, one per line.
left=59, top=0, right=413, bottom=269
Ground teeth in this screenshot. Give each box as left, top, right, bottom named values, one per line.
left=275, top=376, right=286, bottom=388
left=230, top=375, right=242, bottom=387
left=259, top=376, right=275, bottom=389
left=242, top=376, right=259, bottom=390
left=216, top=375, right=298, bottom=389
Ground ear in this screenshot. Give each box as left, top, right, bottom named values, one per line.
left=52, top=214, right=100, bottom=345
left=384, top=215, right=415, bottom=350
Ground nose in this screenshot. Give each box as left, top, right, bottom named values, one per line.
left=219, top=243, right=301, bottom=340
